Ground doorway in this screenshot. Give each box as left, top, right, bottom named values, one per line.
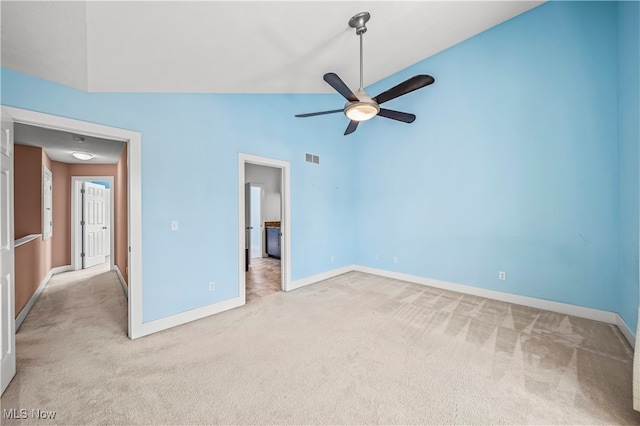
left=238, top=154, right=291, bottom=304
left=71, top=176, right=115, bottom=272
left=1, top=106, right=143, bottom=340
left=245, top=177, right=279, bottom=302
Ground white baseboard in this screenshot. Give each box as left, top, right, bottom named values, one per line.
left=138, top=265, right=352, bottom=337
left=352, top=265, right=637, bottom=344
left=354, top=265, right=621, bottom=322
left=51, top=265, right=72, bottom=275
left=354, top=265, right=618, bottom=322
left=135, top=264, right=638, bottom=348
left=617, top=314, right=635, bottom=348
left=288, top=265, right=355, bottom=291
left=112, top=265, right=128, bottom=298
left=16, top=265, right=70, bottom=331
left=140, top=296, right=245, bottom=337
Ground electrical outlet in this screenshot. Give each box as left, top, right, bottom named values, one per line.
left=209, top=281, right=215, bottom=291
left=393, top=257, right=398, bottom=264
left=499, top=271, right=506, bottom=281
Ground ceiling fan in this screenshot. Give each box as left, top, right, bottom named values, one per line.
left=295, top=12, right=435, bottom=136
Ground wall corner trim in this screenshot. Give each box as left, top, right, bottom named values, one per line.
left=113, top=265, right=128, bottom=299
left=16, top=265, right=71, bottom=331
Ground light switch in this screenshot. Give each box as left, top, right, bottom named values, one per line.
left=171, top=220, right=178, bottom=231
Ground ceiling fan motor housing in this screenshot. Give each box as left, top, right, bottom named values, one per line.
left=344, top=88, right=379, bottom=121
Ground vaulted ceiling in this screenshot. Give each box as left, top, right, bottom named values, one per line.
left=1, top=1, right=543, bottom=94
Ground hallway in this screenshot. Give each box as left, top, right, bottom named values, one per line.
left=18, top=258, right=127, bottom=335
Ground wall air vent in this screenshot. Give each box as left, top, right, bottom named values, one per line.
left=305, top=153, right=319, bottom=165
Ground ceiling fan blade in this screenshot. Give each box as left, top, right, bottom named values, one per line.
left=324, top=73, right=359, bottom=102
left=377, top=108, right=416, bottom=123
left=295, top=109, right=343, bottom=118
left=373, top=75, right=435, bottom=105
left=344, top=120, right=359, bottom=135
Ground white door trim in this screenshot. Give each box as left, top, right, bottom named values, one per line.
left=2, top=106, right=143, bottom=339
left=238, top=153, right=291, bottom=300
left=71, top=176, right=114, bottom=271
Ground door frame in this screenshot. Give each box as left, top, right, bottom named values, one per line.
left=238, top=153, right=291, bottom=301
left=2, top=106, right=144, bottom=339
left=71, top=176, right=114, bottom=271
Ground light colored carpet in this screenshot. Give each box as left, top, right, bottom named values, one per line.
left=2, top=265, right=640, bottom=425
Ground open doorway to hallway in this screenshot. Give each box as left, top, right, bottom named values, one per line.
left=3, top=106, right=143, bottom=344
left=244, top=163, right=283, bottom=302
left=12, top=123, right=127, bottom=332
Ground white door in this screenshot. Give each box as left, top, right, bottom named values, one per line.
left=0, top=111, right=16, bottom=394
left=250, top=185, right=262, bottom=258
left=244, top=182, right=251, bottom=270
left=83, top=182, right=106, bottom=268
left=104, top=188, right=111, bottom=257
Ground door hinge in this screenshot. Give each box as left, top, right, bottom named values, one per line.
left=80, top=252, right=85, bottom=258
left=81, top=220, right=85, bottom=226
left=81, top=188, right=85, bottom=194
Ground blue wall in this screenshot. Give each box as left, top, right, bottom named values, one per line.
left=353, top=1, right=623, bottom=314
left=618, top=0, right=640, bottom=332
left=2, top=1, right=638, bottom=329
left=1, top=71, right=357, bottom=322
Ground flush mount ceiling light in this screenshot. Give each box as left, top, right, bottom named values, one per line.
left=295, top=11, right=435, bottom=135
left=72, top=151, right=94, bottom=161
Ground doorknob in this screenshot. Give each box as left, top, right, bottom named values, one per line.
left=102, top=227, right=107, bottom=229
left=246, top=226, right=253, bottom=230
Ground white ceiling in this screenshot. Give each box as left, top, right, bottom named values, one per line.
left=14, top=123, right=126, bottom=164
left=1, top=1, right=543, bottom=94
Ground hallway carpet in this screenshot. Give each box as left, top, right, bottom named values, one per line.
left=2, top=268, right=639, bottom=424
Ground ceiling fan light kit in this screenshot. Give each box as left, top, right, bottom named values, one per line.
left=295, top=11, right=435, bottom=135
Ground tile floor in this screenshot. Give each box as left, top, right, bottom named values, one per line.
left=246, top=256, right=281, bottom=302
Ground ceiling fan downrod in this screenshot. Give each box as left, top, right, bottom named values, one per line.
left=349, top=12, right=370, bottom=91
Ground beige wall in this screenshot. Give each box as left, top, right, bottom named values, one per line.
left=51, top=161, right=70, bottom=266
left=115, top=146, right=128, bottom=285
left=14, top=147, right=129, bottom=318
left=14, top=146, right=52, bottom=315
left=14, top=145, right=41, bottom=239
